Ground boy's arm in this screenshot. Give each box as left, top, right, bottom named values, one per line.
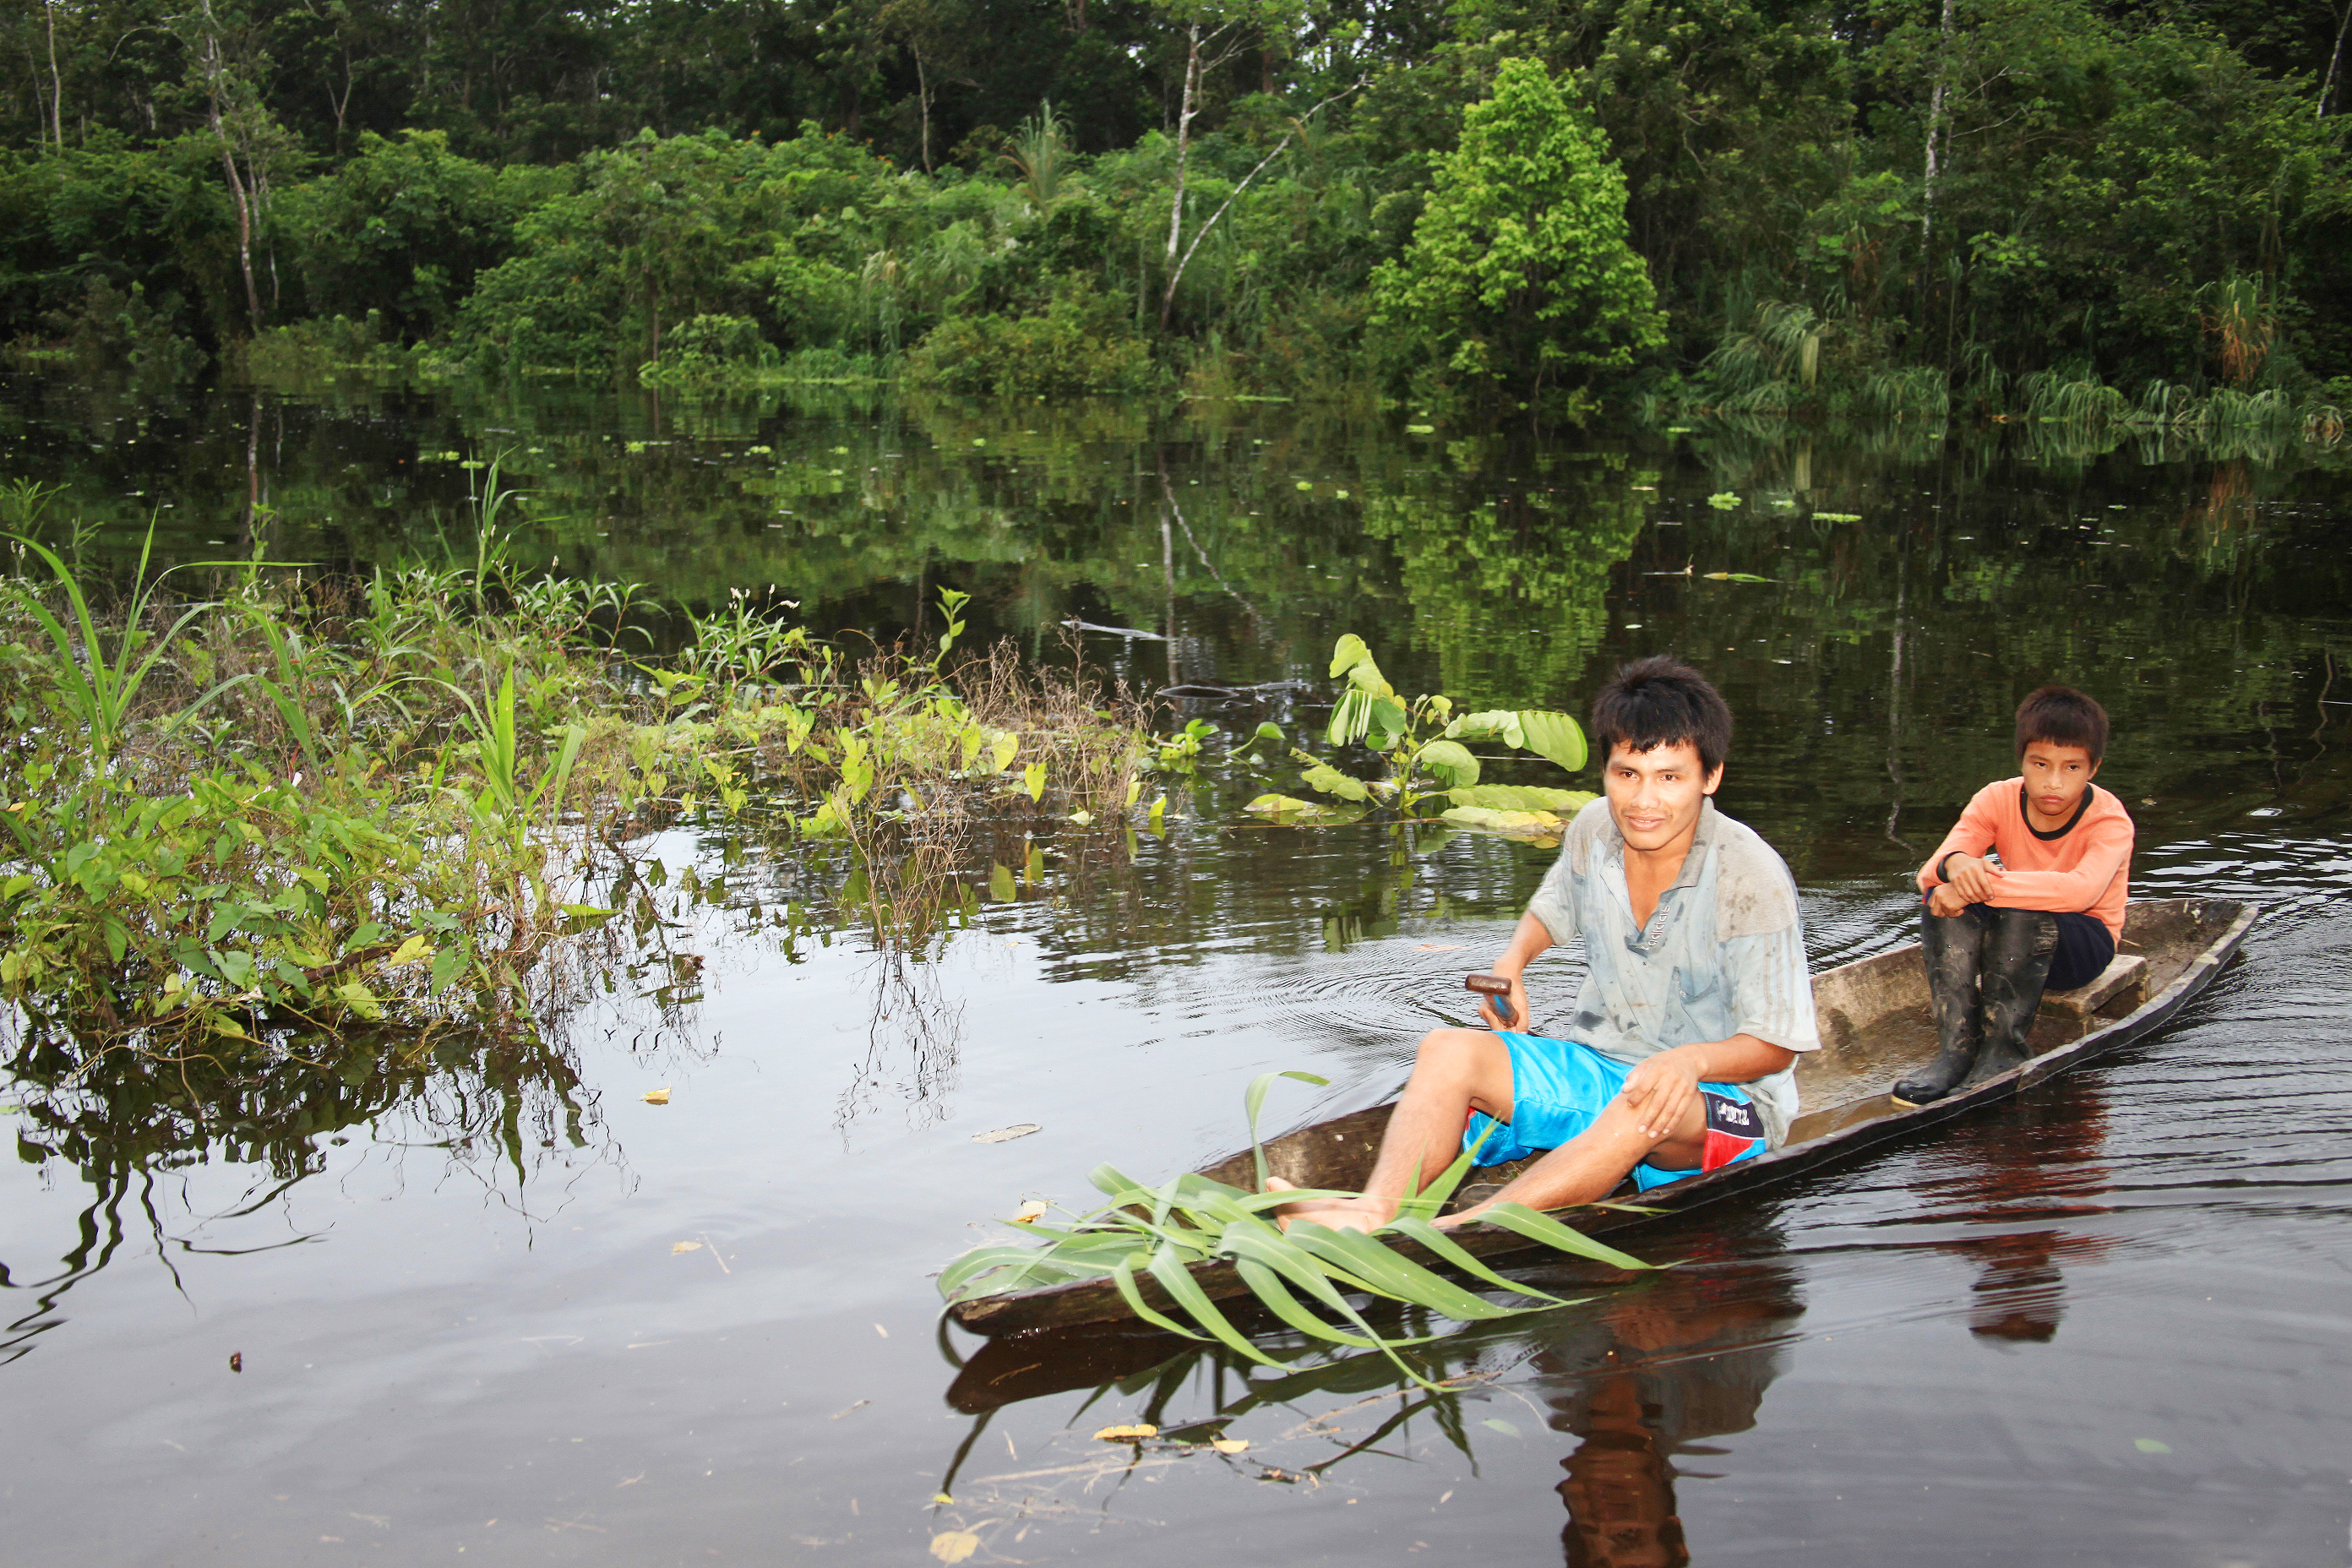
left=1981, top=814, right=2132, bottom=912
left=1918, top=787, right=2003, bottom=896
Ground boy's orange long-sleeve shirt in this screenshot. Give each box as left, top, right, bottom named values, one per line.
left=1916, top=779, right=2134, bottom=940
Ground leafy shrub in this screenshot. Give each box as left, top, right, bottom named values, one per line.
left=906, top=275, right=1158, bottom=396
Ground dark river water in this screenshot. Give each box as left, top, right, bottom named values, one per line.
left=3, top=377, right=2349, bottom=1565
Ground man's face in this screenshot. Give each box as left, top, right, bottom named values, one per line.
left=1603, top=739, right=1722, bottom=855
left=2021, top=740, right=2100, bottom=823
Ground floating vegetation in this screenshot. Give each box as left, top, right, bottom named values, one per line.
left=1244, top=634, right=1593, bottom=837
left=939, top=1073, right=1656, bottom=1385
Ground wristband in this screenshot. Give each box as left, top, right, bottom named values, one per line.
left=1936, top=852, right=1961, bottom=885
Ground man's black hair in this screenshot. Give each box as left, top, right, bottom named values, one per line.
left=2015, top=685, right=2109, bottom=762
left=1589, top=656, right=1732, bottom=776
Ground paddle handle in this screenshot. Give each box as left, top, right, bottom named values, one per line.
left=1464, top=972, right=1518, bottom=1029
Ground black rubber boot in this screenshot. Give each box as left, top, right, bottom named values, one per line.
left=1963, top=907, right=2059, bottom=1086
left=1892, top=906, right=1988, bottom=1108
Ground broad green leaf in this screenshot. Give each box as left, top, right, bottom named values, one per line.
left=1327, top=689, right=1375, bottom=748
left=1413, top=740, right=1479, bottom=789
left=1513, top=710, right=1587, bottom=771
left=1347, top=661, right=1396, bottom=701
left=1445, top=710, right=1524, bottom=749
left=1446, top=785, right=1595, bottom=813
left=1298, top=762, right=1370, bottom=802
left=988, top=863, right=1015, bottom=902
left=1328, top=633, right=1373, bottom=679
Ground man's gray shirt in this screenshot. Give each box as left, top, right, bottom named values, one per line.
left=1523, top=797, right=1819, bottom=1146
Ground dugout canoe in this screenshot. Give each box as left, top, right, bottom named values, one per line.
left=946, top=896, right=2257, bottom=1339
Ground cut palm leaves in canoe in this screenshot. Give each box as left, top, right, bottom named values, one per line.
left=939, top=1072, right=1656, bottom=1387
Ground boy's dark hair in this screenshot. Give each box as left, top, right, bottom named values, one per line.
left=2015, top=685, right=2109, bottom=761
left=1590, top=656, right=1733, bottom=776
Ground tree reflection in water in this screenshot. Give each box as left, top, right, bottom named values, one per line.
left=0, top=1024, right=612, bottom=1365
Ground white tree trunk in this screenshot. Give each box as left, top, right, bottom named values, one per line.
left=1919, top=0, right=1955, bottom=249
left=1161, top=22, right=1203, bottom=322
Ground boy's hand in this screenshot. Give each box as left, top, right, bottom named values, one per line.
left=1942, top=852, right=1997, bottom=904
left=1927, top=883, right=1971, bottom=917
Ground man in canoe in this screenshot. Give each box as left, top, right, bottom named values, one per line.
left=1274, top=656, right=1819, bottom=1233
left=1891, top=685, right=2133, bottom=1108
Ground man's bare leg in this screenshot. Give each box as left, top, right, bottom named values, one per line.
left=1271, top=1027, right=1515, bottom=1234
left=1437, top=1090, right=1707, bottom=1228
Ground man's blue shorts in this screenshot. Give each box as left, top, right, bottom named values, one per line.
left=1462, top=1032, right=1768, bottom=1193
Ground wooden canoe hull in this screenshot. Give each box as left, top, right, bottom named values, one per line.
left=946, top=897, right=2256, bottom=1338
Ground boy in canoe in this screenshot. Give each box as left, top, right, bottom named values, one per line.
left=1274, top=656, right=1819, bottom=1233
left=1892, top=686, right=2132, bottom=1107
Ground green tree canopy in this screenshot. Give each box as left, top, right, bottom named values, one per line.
left=1370, top=57, right=1665, bottom=400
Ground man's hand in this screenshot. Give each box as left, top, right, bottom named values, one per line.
left=1927, top=882, right=1970, bottom=917
left=1942, top=852, right=1997, bottom=905
left=1477, top=972, right=1533, bottom=1034
left=1617, top=1048, right=1704, bottom=1143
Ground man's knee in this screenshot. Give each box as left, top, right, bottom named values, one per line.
left=1412, top=1027, right=1509, bottom=1101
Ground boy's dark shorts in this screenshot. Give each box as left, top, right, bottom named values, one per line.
left=2049, top=911, right=2115, bottom=991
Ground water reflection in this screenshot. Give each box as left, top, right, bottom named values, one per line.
left=938, top=1228, right=1804, bottom=1565
left=1, top=1025, right=611, bottom=1364
left=1914, top=1081, right=2118, bottom=1346
left=1530, top=1235, right=1802, bottom=1567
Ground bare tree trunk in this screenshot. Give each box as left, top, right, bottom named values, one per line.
left=914, top=45, right=932, bottom=172
left=215, top=117, right=263, bottom=328
left=45, top=0, right=64, bottom=148
left=2323, top=0, right=2350, bottom=117
left=1160, top=85, right=1359, bottom=327
left=1160, top=24, right=1205, bottom=329
left=328, top=48, right=355, bottom=153
left=1919, top=0, right=1954, bottom=250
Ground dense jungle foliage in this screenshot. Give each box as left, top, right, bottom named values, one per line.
left=1, top=0, right=2349, bottom=416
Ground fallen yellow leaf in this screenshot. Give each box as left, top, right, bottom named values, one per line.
left=1092, top=1424, right=1157, bottom=1441
left=929, top=1530, right=980, bottom=1564
left=1211, top=1438, right=1250, bottom=1454
left=672, top=1240, right=701, bottom=1255
left=1011, top=1200, right=1049, bottom=1224
left=642, top=1087, right=671, bottom=1105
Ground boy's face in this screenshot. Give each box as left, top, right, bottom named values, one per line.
left=2021, top=740, right=2101, bottom=824
left=1603, top=739, right=1722, bottom=855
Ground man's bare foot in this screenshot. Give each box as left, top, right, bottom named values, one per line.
left=1266, top=1177, right=1393, bottom=1235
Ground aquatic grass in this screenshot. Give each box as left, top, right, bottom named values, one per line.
left=0, top=534, right=1153, bottom=1054
left=2, top=524, right=248, bottom=764
left=941, top=1072, right=1657, bottom=1385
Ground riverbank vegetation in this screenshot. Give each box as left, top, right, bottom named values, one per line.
left=0, top=503, right=1147, bottom=1059
left=1, top=0, right=2347, bottom=422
